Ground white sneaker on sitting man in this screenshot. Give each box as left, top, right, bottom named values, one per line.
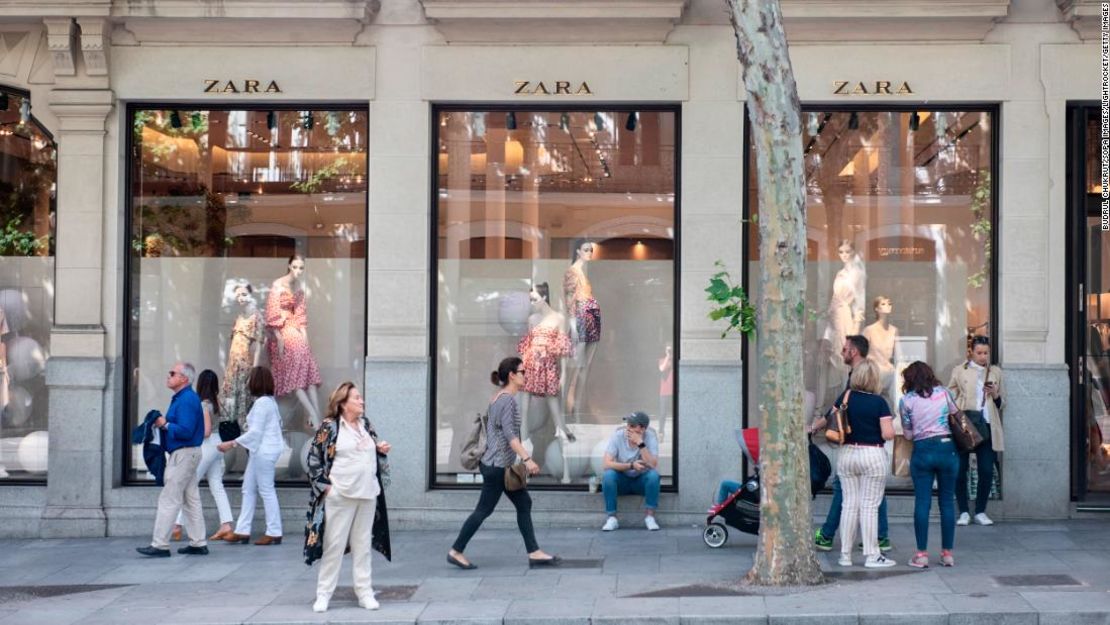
left=601, top=516, right=619, bottom=531
left=644, top=515, right=660, bottom=531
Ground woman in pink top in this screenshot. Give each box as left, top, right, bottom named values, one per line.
left=898, top=361, right=960, bottom=568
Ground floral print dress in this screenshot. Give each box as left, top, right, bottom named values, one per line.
left=265, top=287, right=323, bottom=397
left=517, top=325, right=572, bottom=397
left=221, top=311, right=263, bottom=426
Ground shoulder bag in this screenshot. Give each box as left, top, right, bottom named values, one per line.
left=504, top=463, right=529, bottom=491
left=825, top=390, right=852, bottom=445
left=949, top=409, right=985, bottom=452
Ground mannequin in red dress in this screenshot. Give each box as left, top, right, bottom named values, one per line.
left=266, top=255, right=323, bottom=428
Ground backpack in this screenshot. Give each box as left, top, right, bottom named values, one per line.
left=459, top=411, right=488, bottom=471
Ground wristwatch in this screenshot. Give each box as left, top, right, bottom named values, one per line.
left=637, top=442, right=646, bottom=449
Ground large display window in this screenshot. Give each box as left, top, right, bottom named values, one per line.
left=126, top=106, right=368, bottom=482
left=433, top=106, right=678, bottom=488
left=745, top=107, right=997, bottom=492
left=0, top=88, right=54, bottom=481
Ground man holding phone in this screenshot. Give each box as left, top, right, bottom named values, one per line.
left=600, top=412, right=661, bottom=531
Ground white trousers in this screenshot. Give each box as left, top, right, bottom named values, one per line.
left=152, top=447, right=205, bottom=548
left=177, top=435, right=233, bottom=526
left=837, top=445, right=887, bottom=559
left=233, top=450, right=282, bottom=537
left=316, top=491, right=377, bottom=601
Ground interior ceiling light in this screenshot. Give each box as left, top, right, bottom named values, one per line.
left=847, top=112, right=859, bottom=130
left=909, top=112, right=921, bottom=132
left=303, top=112, right=315, bottom=130
left=18, top=98, right=29, bottom=124
left=267, top=111, right=277, bottom=131
left=594, top=112, right=605, bottom=132
left=506, top=112, right=517, bottom=130
left=559, top=113, right=570, bottom=133
left=625, top=112, right=638, bottom=131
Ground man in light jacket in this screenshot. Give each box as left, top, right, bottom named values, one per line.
left=137, top=362, right=208, bottom=557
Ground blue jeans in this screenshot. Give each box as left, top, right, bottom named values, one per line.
left=910, top=436, right=959, bottom=551
left=715, top=480, right=742, bottom=504
left=957, top=433, right=995, bottom=515
left=602, top=469, right=660, bottom=515
left=820, top=475, right=889, bottom=539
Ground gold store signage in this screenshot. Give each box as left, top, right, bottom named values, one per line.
left=833, top=80, right=913, bottom=96
left=204, top=79, right=283, bottom=94
left=513, top=81, right=593, bottom=96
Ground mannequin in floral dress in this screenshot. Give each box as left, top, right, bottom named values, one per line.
left=266, top=255, right=323, bottom=427
left=563, top=240, right=601, bottom=422
left=517, top=283, right=574, bottom=483
left=221, top=283, right=265, bottom=428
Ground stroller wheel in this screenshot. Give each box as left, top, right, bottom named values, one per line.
left=703, top=522, right=728, bottom=548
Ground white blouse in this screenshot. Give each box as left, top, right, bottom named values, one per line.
left=235, top=396, right=285, bottom=455
left=330, top=419, right=380, bottom=500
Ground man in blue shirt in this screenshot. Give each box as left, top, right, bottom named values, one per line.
left=600, top=412, right=661, bottom=532
left=137, top=362, right=208, bottom=557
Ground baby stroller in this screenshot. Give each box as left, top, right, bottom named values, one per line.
left=703, top=428, right=761, bottom=548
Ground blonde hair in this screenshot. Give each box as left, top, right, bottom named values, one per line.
left=326, top=381, right=358, bottom=420
left=849, top=359, right=883, bottom=395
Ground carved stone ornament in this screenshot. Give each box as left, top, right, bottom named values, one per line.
left=42, top=17, right=74, bottom=77
left=77, top=18, right=108, bottom=76
left=779, top=0, right=1012, bottom=42
left=1057, top=0, right=1104, bottom=40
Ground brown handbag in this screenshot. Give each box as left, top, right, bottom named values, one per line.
left=825, top=390, right=852, bottom=445
left=891, top=436, right=914, bottom=477
left=504, top=463, right=529, bottom=491
left=949, top=409, right=985, bottom=452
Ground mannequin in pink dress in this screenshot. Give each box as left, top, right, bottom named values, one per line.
left=517, top=283, right=574, bottom=483
left=564, top=240, right=601, bottom=422
left=266, top=255, right=323, bottom=428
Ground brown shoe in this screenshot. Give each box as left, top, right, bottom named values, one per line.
left=224, top=533, right=251, bottom=544
left=254, top=535, right=282, bottom=546
left=171, top=526, right=183, bottom=542
left=208, top=528, right=234, bottom=541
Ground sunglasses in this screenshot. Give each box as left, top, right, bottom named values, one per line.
left=167, top=370, right=180, bottom=378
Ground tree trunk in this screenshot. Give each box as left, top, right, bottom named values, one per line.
left=726, top=0, right=824, bottom=586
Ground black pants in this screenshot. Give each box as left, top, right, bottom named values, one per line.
left=956, top=433, right=996, bottom=515
left=451, top=462, right=540, bottom=553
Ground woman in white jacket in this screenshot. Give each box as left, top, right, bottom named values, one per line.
left=217, top=366, right=284, bottom=545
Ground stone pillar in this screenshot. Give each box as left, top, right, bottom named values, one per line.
left=40, top=88, right=113, bottom=537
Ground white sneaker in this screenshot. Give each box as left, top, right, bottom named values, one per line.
left=956, top=512, right=970, bottom=526
left=312, top=596, right=329, bottom=613
left=974, top=513, right=994, bottom=526
left=644, top=516, right=660, bottom=531
left=865, top=555, right=897, bottom=568
left=837, top=554, right=852, bottom=567
left=358, top=595, right=380, bottom=610
left=601, top=516, right=619, bottom=531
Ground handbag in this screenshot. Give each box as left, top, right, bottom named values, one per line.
left=504, top=463, right=529, bottom=491
left=825, top=390, right=852, bottom=445
left=218, top=419, right=241, bottom=442
left=962, top=409, right=990, bottom=441
left=949, top=410, right=985, bottom=452
left=892, top=436, right=914, bottom=478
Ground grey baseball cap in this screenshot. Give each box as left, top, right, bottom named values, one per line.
left=625, top=411, right=650, bottom=427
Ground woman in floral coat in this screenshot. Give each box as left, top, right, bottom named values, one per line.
left=304, top=382, right=391, bottom=613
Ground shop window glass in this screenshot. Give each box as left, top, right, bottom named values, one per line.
left=0, top=89, right=54, bottom=481
left=434, top=108, right=678, bottom=488
left=127, top=107, right=367, bottom=482
left=746, top=109, right=995, bottom=492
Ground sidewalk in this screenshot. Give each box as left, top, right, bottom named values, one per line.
left=2, top=519, right=1110, bottom=624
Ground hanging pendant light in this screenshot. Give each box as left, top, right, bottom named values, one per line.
left=847, top=112, right=859, bottom=130
left=625, top=111, right=638, bottom=131
left=506, top=112, right=517, bottom=130
left=909, top=112, right=920, bottom=132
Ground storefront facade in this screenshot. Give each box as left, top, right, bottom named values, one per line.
left=0, top=0, right=1092, bottom=537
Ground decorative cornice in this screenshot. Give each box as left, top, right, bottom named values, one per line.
left=0, top=1, right=111, bottom=18
left=109, top=0, right=378, bottom=20
left=420, top=0, right=688, bottom=43
left=42, top=17, right=75, bottom=77
left=780, top=0, right=1011, bottom=42
left=77, top=17, right=108, bottom=76
left=1057, top=0, right=1104, bottom=40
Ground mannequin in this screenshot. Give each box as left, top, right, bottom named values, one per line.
left=862, top=295, right=903, bottom=409
left=822, top=240, right=866, bottom=374
left=221, top=283, right=265, bottom=427
left=563, top=240, right=601, bottom=421
left=266, top=254, right=323, bottom=428
left=517, top=283, right=574, bottom=483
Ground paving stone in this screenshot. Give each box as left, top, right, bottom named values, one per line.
left=411, top=576, right=482, bottom=602
left=1020, top=591, right=1110, bottom=625
left=764, top=592, right=858, bottom=625
left=503, top=598, right=595, bottom=625
left=592, top=597, right=680, bottom=625
left=678, top=596, right=768, bottom=624
left=934, top=592, right=1038, bottom=625
left=416, top=599, right=510, bottom=625
left=247, top=601, right=426, bottom=625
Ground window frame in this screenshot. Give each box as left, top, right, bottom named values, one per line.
left=121, top=102, right=371, bottom=486
left=427, top=102, right=683, bottom=492
left=739, top=103, right=1001, bottom=490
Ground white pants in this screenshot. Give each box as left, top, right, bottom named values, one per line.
left=177, top=435, right=233, bottom=527
left=837, top=445, right=887, bottom=559
left=233, top=450, right=282, bottom=537
left=152, top=447, right=205, bottom=548
left=316, top=491, right=377, bottom=601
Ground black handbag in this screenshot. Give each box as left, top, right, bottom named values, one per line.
left=218, top=420, right=241, bottom=442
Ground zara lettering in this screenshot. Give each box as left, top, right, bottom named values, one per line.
left=513, top=81, right=593, bottom=96
left=832, top=80, right=913, bottom=96
left=203, top=79, right=283, bottom=94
